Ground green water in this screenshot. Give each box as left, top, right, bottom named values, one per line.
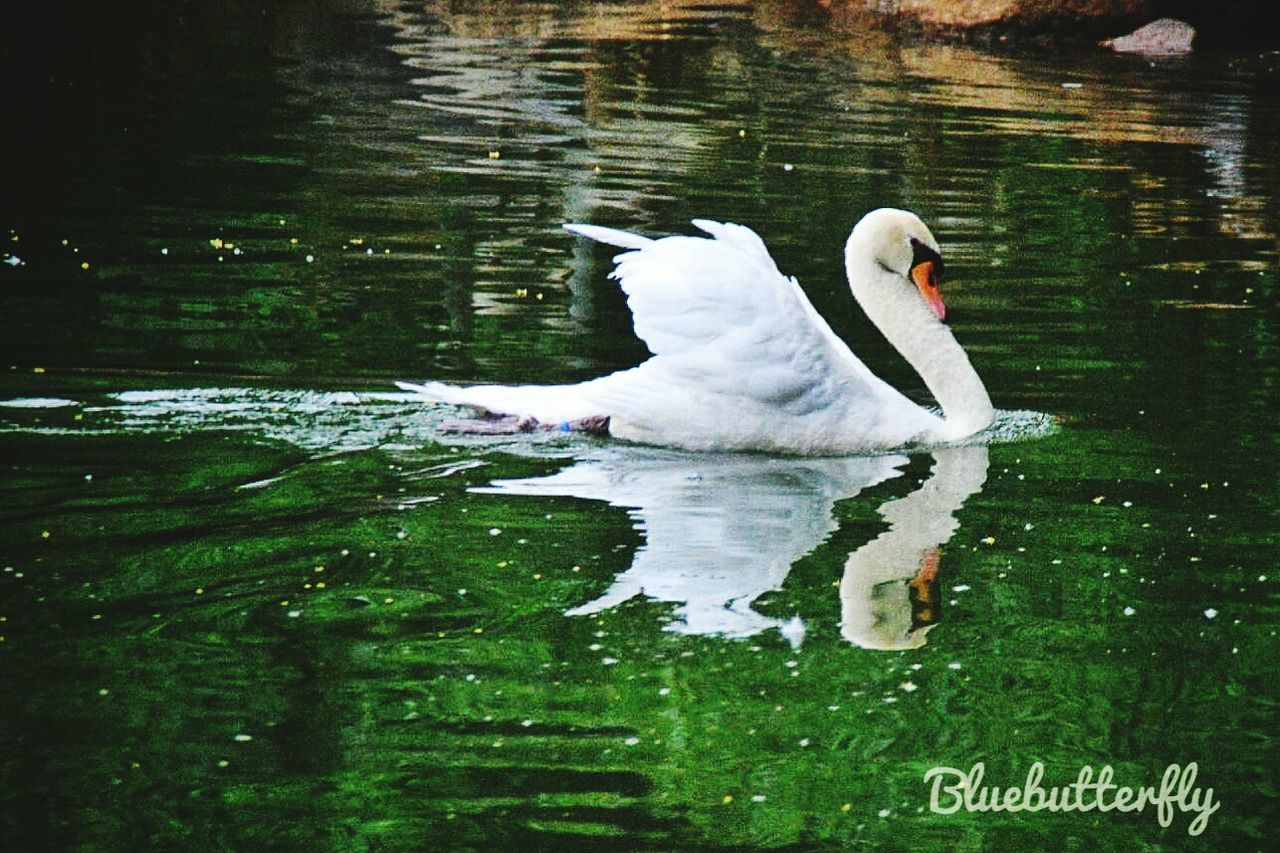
left=2, top=1, right=1277, bottom=850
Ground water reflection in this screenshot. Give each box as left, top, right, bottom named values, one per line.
left=481, top=443, right=988, bottom=649
left=840, top=444, right=988, bottom=650
left=1, top=388, right=1017, bottom=653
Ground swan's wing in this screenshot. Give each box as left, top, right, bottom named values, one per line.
left=567, top=220, right=904, bottom=418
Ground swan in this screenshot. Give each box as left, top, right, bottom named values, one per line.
left=398, top=208, right=995, bottom=455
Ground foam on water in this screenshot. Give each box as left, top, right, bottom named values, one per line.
left=0, top=388, right=1061, bottom=457
left=0, top=387, right=594, bottom=456
left=982, top=408, right=1062, bottom=444
left=0, top=397, right=80, bottom=408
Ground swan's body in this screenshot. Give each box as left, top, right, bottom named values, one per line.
left=399, top=208, right=994, bottom=455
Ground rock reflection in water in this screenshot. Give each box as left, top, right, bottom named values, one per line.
left=480, top=444, right=988, bottom=650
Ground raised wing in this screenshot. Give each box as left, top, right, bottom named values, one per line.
left=567, top=220, right=900, bottom=418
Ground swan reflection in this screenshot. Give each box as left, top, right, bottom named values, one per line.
left=479, top=444, right=988, bottom=650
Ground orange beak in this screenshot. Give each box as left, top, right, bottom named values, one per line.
left=911, top=260, right=945, bottom=321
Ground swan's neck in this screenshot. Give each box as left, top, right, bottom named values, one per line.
left=846, top=254, right=994, bottom=439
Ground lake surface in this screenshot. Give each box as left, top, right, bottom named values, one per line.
left=2, top=1, right=1277, bottom=849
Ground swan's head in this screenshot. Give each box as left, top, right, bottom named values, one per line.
left=846, top=208, right=947, bottom=322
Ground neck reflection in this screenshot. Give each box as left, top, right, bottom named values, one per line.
left=840, top=445, right=989, bottom=650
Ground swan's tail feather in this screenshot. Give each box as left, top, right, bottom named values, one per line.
left=563, top=223, right=653, bottom=250
left=395, top=380, right=481, bottom=407
left=396, top=380, right=604, bottom=425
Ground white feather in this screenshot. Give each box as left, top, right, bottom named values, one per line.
left=562, top=223, right=653, bottom=250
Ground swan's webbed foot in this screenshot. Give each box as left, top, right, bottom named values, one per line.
left=440, top=413, right=611, bottom=436
left=569, top=414, right=611, bottom=434
left=439, top=413, right=534, bottom=435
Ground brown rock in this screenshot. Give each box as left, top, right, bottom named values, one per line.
left=1101, top=17, right=1196, bottom=53
left=868, top=0, right=1151, bottom=29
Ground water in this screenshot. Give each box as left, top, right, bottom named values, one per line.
left=2, top=1, right=1277, bottom=849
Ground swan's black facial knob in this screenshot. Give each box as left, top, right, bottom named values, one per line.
left=909, top=238, right=946, bottom=321
left=910, top=237, right=945, bottom=281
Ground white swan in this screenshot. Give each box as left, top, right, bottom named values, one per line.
left=399, top=208, right=994, bottom=455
